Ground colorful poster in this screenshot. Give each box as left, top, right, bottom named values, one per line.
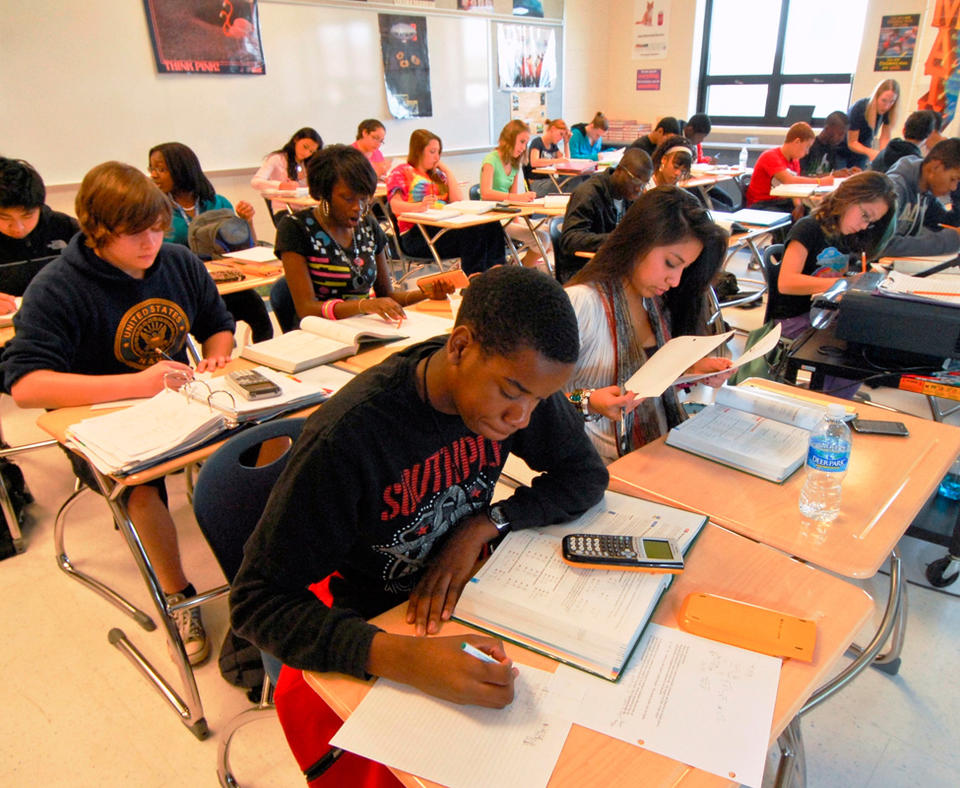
left=379, top=14, right=433, bottom=118
left=142, top=0, right=265, bottom=75
left=459, top=0, right=493, bottom=10
left=636, top=68, right=661, bottom=91
left=513, top=0, right=544, bottom=18
left=632, top=0, right=670, bottom=60
left=497, top=24, right=557, bottom=91
left=510, top=91, right=547, bottom=134
left=875, top=14, right=920, bottom=71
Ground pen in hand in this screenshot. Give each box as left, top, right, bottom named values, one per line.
left=461, top=642, right=498, bottom=663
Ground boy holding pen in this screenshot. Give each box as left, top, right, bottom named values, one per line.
left=2, top=161, right=235, bottom=665
left=230, top=267, right=607, bottom=781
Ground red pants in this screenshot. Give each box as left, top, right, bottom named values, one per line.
left=272, top=578, right=400, bottom=787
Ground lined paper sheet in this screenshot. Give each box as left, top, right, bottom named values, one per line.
left=553, top=624, right=781, bottom=788
left=330, top=665, right=573, bottom=788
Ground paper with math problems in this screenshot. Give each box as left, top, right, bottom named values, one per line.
left=330, top=665, right=573, bottom=788
left=553, top=624, right=781, bottom=788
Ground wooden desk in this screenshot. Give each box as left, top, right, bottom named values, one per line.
left=400, top=207, right=537, bottom=268
left=305, top=523, right=873, bottom=788
left=681, top=166, right=749, bottom=210
left=207, top=259, right=283, bottom=296
left=608, top=380, right=960, bottom=579
left=532, top=164, right=597, bottom=192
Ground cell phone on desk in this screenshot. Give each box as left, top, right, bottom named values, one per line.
left=226, top=369, right=282, bottom=400
left=494, top=202, right=523, bottom=213
left=561, top=533, right=684, bottom=574
left=850, top=418, right=909, bottom=436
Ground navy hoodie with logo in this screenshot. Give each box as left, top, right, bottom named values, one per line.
left=3, top=233, right=234, bottom=391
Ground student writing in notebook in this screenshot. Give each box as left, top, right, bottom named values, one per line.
left=884, top=138, right=960, bottom=257
left=230, top=267, right=607, bottom=779
left=524, top=118, right=571, bottom=196
left=2, top=162, right=236, bottom=666
left=387, top=129, right=506, bottom=275
left=798, top=111, right=858, bottom=178
left=148, top=142, right=273, bottom=342
left=251, top=127, right=322, bottom=219
left=847, top=79, right=900, bottom=167
left=648, top=135, right=695, bottom=189
left=629, top=116, right=681, bottom=158
left=276, top=144, right=450, bottom=323
left=556, top=148, right=651, bottom=283
left=564, top=187, right=732, bottom=462
left=568, top=112, right=608, bottom=160
left=479, top=120, right=550, bottom=268
left=351, top=118, right=390, bottom=178
left=870, top=110, right=936, bottom=174
left=682, top=113, right=714, bottom=164
left=746, top=122, right=832, bottom=217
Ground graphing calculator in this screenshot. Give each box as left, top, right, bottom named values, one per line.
left=225, top=369, right=282, bottom=401
left=561, top=534, right=684, bottom=574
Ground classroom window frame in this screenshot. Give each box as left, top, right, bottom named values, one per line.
left=696, top=0, right=856, bottom=127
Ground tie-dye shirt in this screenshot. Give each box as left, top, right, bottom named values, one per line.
left=386, top=164, right=450, bottom=234
left=275, top=210, right=387, bottom=302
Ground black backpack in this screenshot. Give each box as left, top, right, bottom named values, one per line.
left=187, top=209, right=253, bottom=261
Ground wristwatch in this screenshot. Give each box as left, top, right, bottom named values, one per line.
left=487, top=503, right=511, bottom=536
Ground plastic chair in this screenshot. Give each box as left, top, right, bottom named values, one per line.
left=191, top=418, right=341, bottom=787
left=735, top=173, right=751, bottom=211
left=469, top=184, right=481, bottom=200
left=269, top=277, right=300, bottom=333
left=760, top=243, right=785, bottom=324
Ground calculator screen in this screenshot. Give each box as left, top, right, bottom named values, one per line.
left=642, top=539, right=674, bottom=560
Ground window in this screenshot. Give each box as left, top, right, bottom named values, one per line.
left=697, top=0, right=869, bottom=126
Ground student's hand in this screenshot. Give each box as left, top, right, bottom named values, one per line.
left=0, top=292, right=17, bottom=315
left=588, top=385, right=644, bottom=420
left=421, top=279, right=456, bottom=300
left=277, top=179, right=299, bottom=190
left=235, top=201, right=255, bottom=222
left=512, top=192, right=536, bottom=203
left=406, top=513, right=492, bottom=635
left=407, top=201, right=430, bottom=213
left=196, top=355, right=230, bottom=373
left=139, top=360, right=193, bottom=396
left=358, top=297, right=406, bottom=322
left=368, top=632, right=517, bottom=708
left=686, top=357, right=734, bottom=388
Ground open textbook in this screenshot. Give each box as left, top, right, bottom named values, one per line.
left=240, top=312, right=452, bottom=373
left=454, top=492, right=707, bottom=680
left=878, top=270, right=960, bottom=306
left=665, top=384, right=844, bottom=482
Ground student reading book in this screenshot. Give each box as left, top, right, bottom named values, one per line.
left=230, top=266, right=607, bottom=782
left=664, top=385, right=840, bottom=482
left=351, top=118, right=390, bottom=178
left=2, top=161, right=235, bottom=666
left=454, top=491, right=707, bottom=679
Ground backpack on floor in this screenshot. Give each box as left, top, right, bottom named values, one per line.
left=0, top=458, right=33, bottom=561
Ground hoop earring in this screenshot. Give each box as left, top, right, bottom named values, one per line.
left=318, top=198, right=330, bottom=219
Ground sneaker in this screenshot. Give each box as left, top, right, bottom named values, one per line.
left=166, top=592, right=210, bottom=666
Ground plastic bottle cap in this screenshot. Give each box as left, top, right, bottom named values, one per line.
left=826, top=404, right=846, bottom=418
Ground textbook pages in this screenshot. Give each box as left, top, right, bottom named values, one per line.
left=454, top=492, right=707, bottom=680
left=665, top=385, right=830, bottom=482
left=241, top=312, right=449, bottom=373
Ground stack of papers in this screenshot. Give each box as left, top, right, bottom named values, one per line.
left=222, top=246, right=280, bottom=264
left=879, top=270, right=960, bottom=306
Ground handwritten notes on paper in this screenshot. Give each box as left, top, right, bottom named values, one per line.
left=330, top=665, right=572, bottom=788
left=554, top=624, right=781, bottom=788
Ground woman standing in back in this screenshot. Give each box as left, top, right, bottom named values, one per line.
left=847, top=79, right=900, bottom=167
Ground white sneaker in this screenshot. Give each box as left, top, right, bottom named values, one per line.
left=166, top=593, right=210, bottom=666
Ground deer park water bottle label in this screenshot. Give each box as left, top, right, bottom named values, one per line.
left=806, top=445, right=849, bottom=472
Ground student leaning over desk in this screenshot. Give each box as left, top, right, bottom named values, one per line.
left=568, top=111, right=608, bottom=160
left=798, top=111, right=859, bottom=178
left=524, top=118, right=572, bottom=197
left=276, top=145, right=449, bottom=323
left=2, top=161, right=235, bottom=666
left=251, top=127, right=322, bottom=218
left=351, top=118, right=390, bottom=178
left=747, top=122, right=832, bottom=218
left=885, top=138, right=960, bottom=257
left=230, top=267, right=607, bottom=782
left=565, top=187, right=733, bottom=463
left=870, top=110, right=936, bottom=175
left=847, top=78, right=900, bottom=168
left=648, top=135, right=694, bottom=189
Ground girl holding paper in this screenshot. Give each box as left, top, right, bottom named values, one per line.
left=565, top=187, right=732, bottom=461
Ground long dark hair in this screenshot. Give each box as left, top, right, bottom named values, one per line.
left=815, top=170, right=896, bottom=258
left=148, top=142, right=215, bottom=204
left=569, top=187, right=728, bottom=336
left=273, top=127, right=323, bottom=180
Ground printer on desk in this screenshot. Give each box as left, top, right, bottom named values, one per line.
left=834, top=276, right=960, bottom=364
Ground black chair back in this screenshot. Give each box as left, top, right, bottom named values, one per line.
left=760, top=243, right=785, bottom=324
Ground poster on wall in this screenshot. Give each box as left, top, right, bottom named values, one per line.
left=874, top=14, right=920, bottom=71
left=513, top=0, right=544, bottom=18
left=632, top=0, right=670, bottom=59
left=459, top=0, right=494, bottom=10
left=142, top=0, right=265, bottom=74
left=497, top=24, right=557, bottom=91
left=636, top=69, right=661, bottom=91
left=511, top=92, right=547, bottom=134
left=379, top=14, right=433, bottom=118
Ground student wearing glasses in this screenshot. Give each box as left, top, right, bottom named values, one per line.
left=351, top=119, right=390, bottom=178
left=776, top=171, right=895, bottom=338
left=275, top=145, right=450, bottom=323
left=556, top=148, right=652, bottom=283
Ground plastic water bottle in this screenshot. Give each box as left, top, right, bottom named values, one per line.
left=738, top=146, right=748, bottom=169
left=798, top=404, right=851, bottom=523
left=938, top=456, right=960, bottom=500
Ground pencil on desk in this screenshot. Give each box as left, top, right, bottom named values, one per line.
left=911, top=290, right=960, bottom=297
left=861, top=252, right=867, bottom=274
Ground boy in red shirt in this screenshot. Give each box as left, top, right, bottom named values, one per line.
left=746, top=123, right=833, bottom=217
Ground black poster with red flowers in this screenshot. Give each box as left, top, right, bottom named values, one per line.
left=142, top=0, right=266, bottom=75
left=378, top=14, right=433, bottom=119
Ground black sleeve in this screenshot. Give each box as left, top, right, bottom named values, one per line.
left=559, top=179, right=609, bottom=257
left=497, top=392, right=608, bottom=529
left=785, top=217, right=825, bottom=273
left=367, top=213, right=388, bottom=255
left=274, top=212, right=311, bottom=258
left=181, top=252, right=236, bottom=342
left=229, top=418, right=382, bottom=678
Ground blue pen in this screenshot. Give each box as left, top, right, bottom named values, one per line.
left=460, top=641, right=498, bottom=663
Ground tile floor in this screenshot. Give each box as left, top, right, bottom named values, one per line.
left=2, top=260, right=959, bottom=787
